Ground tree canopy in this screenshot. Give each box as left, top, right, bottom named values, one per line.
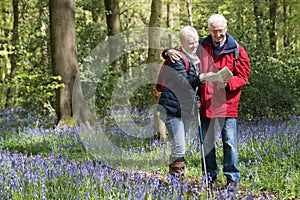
left=0, top=0, right=299, bottom=120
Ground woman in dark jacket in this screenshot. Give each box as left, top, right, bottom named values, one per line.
left=157, top=26, right=203, bottom=176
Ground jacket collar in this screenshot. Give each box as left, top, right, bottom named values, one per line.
left=201, top=33, right=238, bottom=54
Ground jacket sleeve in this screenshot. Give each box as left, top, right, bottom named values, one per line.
left=227, top=45, right=250, bottom=91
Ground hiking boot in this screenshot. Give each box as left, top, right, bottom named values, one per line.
left=208, top=176, right=218, bottom=190
left=169, top=157, right=184, bottom=176
left=226, top=178, right=238, bottom=192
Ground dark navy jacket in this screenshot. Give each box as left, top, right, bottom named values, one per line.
left=158, top=49, right=201, bottom=119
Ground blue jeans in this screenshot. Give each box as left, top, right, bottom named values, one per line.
left=164, top=115, right=191, bottom=162
left=201, top=117, right=240, bottom=182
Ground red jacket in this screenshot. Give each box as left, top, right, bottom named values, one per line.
left=198, top=34, right=250, bottom=118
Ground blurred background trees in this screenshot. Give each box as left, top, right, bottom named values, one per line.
left=0, top=0, right=299, bottom=121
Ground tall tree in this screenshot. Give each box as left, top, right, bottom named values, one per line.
left=166, top=0, right=176, bottom=47
left=5, top=0, right=19, bottom=109
left=269, top=0, right=279, bottom=53
left=147, top=0, right=167, bottom=140
left=166, top=0, right=173, bottom=29
left=148, top=0, right=163, bottom=64
left=50, top=0, right=95, bottom=126
left=253, top=0, right=265, bottom=50
left=186, top=0, right=193, bottom=26
left=104, top=0, right=122, bottom=76
left=38, top=1, right=49, bottom=71
left=282, top=0, right=291, bottom=48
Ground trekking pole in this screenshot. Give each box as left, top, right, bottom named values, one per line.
left=195, top=88, right=209, bottom=188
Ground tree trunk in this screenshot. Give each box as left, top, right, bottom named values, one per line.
left=253, top=0, right=265, bottom=50
left=166, top=0, right=179, bottom=47
left=186, top=0, right=193, bottom=26
left=5, top=0, right=19, bottom=109
left=104, top=0, right=122, bottom=76
left=269, top=0, right=279, bottom=53
left=50, top=0, right=95, bottom=127
left=90, top=0, right=101, bottom=22
left=147, top=0, right=167, bottom=141
left=148, top=0, right=163, bottom=64
left=283, top=0, right=291, bottom=48
left=39, top=3, right=50, bottom=74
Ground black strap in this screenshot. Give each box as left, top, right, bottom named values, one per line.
left=233, top=40, right=239, bottom=74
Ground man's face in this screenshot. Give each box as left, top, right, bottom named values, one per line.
left=182, top=35, right=199, bottom=55
left=209, top=21, right=227, bottom=44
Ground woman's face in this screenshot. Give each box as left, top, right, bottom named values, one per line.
left=182, top=35, right=199, bottom=55
left=209, top=21, right=227, bottom=44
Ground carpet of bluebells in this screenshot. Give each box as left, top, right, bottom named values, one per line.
left=0, top=109, right=299, bottom=199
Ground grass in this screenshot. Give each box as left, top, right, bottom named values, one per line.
left=0, top=108, right=299, bottom=199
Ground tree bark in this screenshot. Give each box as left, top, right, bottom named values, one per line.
left=104, top=0, right=122, bottom=76
left=148, top=0, right=163, bottom=63
left=147, top=0, right=167, bottom=141
left=5, top=0, right=19, bottom=109
left=166, top=0, right=179, bottom=47
left=50, top=0, right=95, bottom=127
left=186, top=0, right=193, bottom=26
left=39, top=3, right=50, bottom=74
left=283, top=0, right=291, bottom=48
left=269, top=0, right=279, bottom=53
left=253, top=0, right=265, bottom=50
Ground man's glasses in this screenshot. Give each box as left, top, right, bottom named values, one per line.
left=209, top=28, right=226, bottom=34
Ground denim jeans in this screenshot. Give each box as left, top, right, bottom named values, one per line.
left=201, top=117, right=240, bottom=182
left=164, top=115, right=191, bottom=162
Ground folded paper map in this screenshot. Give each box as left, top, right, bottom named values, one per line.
left=202, top=67, right=233, bottom=83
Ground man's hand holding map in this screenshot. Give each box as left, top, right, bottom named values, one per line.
left=200, top=67, right=233, bottom=83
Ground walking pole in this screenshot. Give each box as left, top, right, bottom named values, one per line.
left=195, top=88, right=209, bottom=189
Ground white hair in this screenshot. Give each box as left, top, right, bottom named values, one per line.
left=208, top=14, right=227, bottom=27
left=179, top=25, right=199, bottom=43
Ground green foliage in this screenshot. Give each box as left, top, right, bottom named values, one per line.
left=76, top=15, right=107, bottom=65
left=239, top=48, right=300, bottom=119
left=11, top=73, right=63, bottom=113
left=0, top=0, right=56, bottom=113
left=0, top=126, right=89, bottom=161
left=1, top=131, right=54, bottom=155
left=94, top=49, right=153, bottom=119
left=129, top=84, right=155, bottom=112
left=95, top=65, right=117, bottom=117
